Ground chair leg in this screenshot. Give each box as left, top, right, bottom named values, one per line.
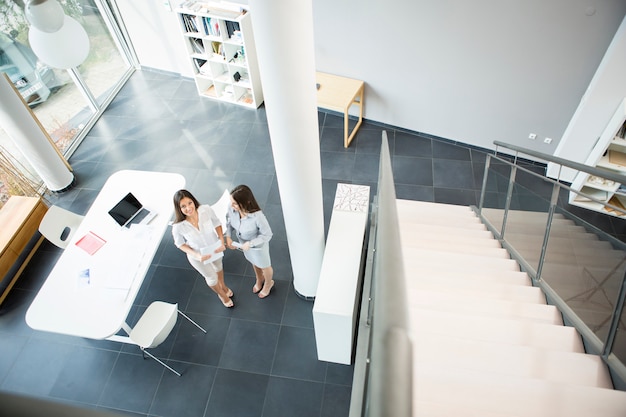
left=177, top=309, right=207, bottom=333
left=141, top=348, right=181, bottom=377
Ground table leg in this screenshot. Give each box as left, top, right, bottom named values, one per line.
left=344, top=86, right=364, bottom=148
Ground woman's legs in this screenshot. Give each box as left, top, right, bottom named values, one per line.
left=190, top=256, right=233, bottom=307
left=208, top=281, right=233, bottom=307
left=252, top=265, right=264, bottom=293
left=254, top=264, right=274, bottom=298
left=216, top=269, right=233, bottom=298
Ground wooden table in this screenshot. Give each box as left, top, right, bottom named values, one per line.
left=0, top=196, right=47, bottom=305
left=316, top=72, right=364, bottom=148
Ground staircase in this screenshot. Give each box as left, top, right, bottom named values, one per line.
left=397, top=199, right=626, bottom=416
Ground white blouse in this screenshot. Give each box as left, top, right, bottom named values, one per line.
left=172, top=205, right=221, bottom=251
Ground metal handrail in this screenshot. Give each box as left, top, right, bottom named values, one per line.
left=493, top=140, right=626, bottom=185
left=480, top=141, right=626, bottom=390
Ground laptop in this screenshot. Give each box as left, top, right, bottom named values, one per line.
left=108, top=192, right=156, bottom=228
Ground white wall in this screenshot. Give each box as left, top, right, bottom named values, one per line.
left=312, top=0, right=626, bottom=154
left=115, top=0, right=191, bottom=77
left=113, top=0, right=626, bottom=155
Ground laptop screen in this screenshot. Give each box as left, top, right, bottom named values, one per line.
left=108, top=192, right=143, bottom=227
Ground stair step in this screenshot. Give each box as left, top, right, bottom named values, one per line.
left=403, top=249, right=520, bottom=271
left=400, top=229, right=502, bottom=247
left=415, top=334, right=613, bottom=388
left=401, top=222, right=493, bottom=237
left=401, top=238, right=510, bottom=258
left=415, top=365, right=626, bottom=417
left=408, top=266, right=531, bottom=285
left=410, top=308, right=584, bottom=352
left=407, top=282, right=545, bottom=304
left=409, top=289, right=561, bottom=324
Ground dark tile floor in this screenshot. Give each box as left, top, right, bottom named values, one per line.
left=1, top=69, right=618, bottom=416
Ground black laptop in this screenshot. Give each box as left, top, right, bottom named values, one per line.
left=108, top=192, right=156, bottom=228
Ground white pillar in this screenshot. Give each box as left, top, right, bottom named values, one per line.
left=0, top=74, right=74, bottom=192
left=248, top=0, right=325, bottom=298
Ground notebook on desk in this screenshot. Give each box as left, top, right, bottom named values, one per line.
left=108, top=192, right=156, bottom=228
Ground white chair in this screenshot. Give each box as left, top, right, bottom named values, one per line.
left=129, top=301, right=206, bottom=377
left=210, top=188, right=231, bottom=231
left=38, top=205, right=85, bottom=249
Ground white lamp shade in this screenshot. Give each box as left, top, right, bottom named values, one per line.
left=25, top=0, right=65, bottom=33
left=28, top=16, right=90, bottom=69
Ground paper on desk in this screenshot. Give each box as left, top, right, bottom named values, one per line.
left=201, top=240, right=224, bottom=264
left=89, top=235, right=144, bottom=290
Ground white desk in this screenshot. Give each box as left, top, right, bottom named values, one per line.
left=26, top=170, right=185, bottom=340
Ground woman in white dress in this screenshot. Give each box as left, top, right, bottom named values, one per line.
left=172, top=189, right=233, bottom=307
left=225, top=185, right=274, bottom=298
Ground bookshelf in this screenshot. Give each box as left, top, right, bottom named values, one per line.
left=569, top=97, right=626, bottom=216
left=176, top=1, right=263, bottom=108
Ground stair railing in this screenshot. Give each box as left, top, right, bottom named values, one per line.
left=477, top=140, right=626, bottom=390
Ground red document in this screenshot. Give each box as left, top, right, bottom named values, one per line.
left=75, top=231, right=106, bottom=255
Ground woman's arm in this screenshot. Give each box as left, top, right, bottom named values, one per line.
left=248, top=211, right=273, bottom=247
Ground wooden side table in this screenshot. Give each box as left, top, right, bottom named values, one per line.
left=0, top=196, right=48, bottom=305
left=316, top=72, right=364, bottom=148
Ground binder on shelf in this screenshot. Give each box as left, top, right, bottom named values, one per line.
left=75, top=231, right=106, bottom=255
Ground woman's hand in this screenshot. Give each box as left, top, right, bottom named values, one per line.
left=197, top=251, right=211, bottom=262
left=241, top=241, right=251, bottom=251
left=215, top=242, right=226, bottom=253
left=226, top=236, right=235, bottom=250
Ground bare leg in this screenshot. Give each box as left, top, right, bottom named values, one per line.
left=257, top=265, right=274, bottom=298
left=206, top=276, right=233, bottom=308
left=216, top=269, right=232, bottom=297
left=252, top=265, right=264, bottom=293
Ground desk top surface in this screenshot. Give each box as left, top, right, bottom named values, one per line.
left=26, top=170, right=185, bottom=339
left=316, top=72, right=364, bottom=111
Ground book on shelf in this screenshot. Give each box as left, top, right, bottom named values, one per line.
left=203, top=17, right=221, bottom=37
left=205, top=85, right=216, bottom=97
left=225, top=20, right=241, bottom=39
left=605, top=195, right=626, bottom=216
left=189, top=37, right=204, bottom=54
left=181, top=14, right=198, bottom=33
left=193, top=58, right=207, bottom=72
left=609, top=150, right=626, bottom=167
left=75, top=231, right=106, bottom=255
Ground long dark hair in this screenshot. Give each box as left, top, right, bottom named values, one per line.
left=231, top=185, right=261, bottom=213
left=173, top=189, right=200, bottom=223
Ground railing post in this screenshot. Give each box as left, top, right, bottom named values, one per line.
left=603, top=270, right=626, bottom=359
left=477, top=155, right=491, bottom=213
left=533, top=182, right=560, bottom=282
left=500, top=165, right=517, bottom=239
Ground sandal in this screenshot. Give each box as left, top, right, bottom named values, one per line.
left=226, top=288, right=234, bottom=298
left=219, top=294, right=234, bottom=308
left=252, top=282, right=263, bottom=294
left=258, top=280, right=274, bottom=299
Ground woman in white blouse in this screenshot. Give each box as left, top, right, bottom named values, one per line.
left=225, top=185, right=274, bottom=298
left=172, top=189, right=233, bottom=308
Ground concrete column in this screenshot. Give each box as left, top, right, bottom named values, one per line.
left=248, top=0, right=325, bottom=298
left=0, top=73, right=74, bottom=192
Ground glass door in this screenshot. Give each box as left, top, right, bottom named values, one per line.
left=0, top=0, right=135, bottom=204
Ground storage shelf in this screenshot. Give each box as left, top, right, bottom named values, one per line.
left=569, top=97, right=626, bottom=216
left=176, top=1, right=263, bottom=108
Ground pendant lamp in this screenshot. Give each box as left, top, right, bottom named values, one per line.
left=25, top=0, right=90, bottom=69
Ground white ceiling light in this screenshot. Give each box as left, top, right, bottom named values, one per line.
left=24, top=0, right=65, bottom=33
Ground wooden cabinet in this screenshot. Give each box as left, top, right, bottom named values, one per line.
left=0, top=196, right=47, bottom=304
left=176, top=1, right=263, bottom=108
left=570, top=98, right=626, bottom=216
